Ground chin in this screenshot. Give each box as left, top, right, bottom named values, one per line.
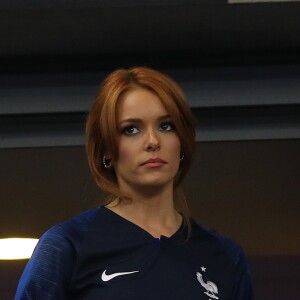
left=137, top=176, right=175, bottom=189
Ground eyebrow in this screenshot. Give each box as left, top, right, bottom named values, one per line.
left=118, top=114, right=171, bottom=126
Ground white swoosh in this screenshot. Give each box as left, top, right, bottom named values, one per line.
left=101, top=269, right=139, bottom=282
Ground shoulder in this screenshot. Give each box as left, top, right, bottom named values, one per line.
left=190, top=220, right=245, bottom=265
left=36, top=207, right=100, bottom=255
left=43, top=207, right=100, bottom=242
left=15, top=208, right=100, bottom=299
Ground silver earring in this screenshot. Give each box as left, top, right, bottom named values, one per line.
left=180, top=152, right=184, bottom=162
left=102, top=155, right=112, bottom=169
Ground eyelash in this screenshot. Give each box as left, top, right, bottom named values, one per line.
left=159, top=122, right=176, bottom=132
left=121, top=125, right=140, bottom=136
left=121, top=122, right=176, bottom=136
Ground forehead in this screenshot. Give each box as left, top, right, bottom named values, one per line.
left=117, top=88, right=169, bottom=120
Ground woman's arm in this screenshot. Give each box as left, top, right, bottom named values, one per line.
left=15, top=225, right=74, bottom=300
left=231, top=245, right=254, bottom=300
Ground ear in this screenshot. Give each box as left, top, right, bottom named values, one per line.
left=102, top=155, right=113, bottom=169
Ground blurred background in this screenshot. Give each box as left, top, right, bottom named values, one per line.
left=0, top=1, right=299, bottom=299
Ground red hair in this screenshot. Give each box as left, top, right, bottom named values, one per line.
left=86, top=67, right=196, bottom=224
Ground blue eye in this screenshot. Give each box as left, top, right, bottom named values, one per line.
left=121, top=125, right=140, bottom=135
left=159, top=122, right=176, bottom=131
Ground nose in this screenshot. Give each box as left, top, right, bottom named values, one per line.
left=145, top=128, right=160, bottom=152
left=146, top=143, right=160, bottom=151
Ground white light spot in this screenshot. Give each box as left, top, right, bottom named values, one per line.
left=0, top=238, right=38, bottom=260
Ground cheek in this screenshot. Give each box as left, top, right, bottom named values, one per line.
left=116, top=139, right=137, bottom=167
left=168, top=135, right=181, bottom=153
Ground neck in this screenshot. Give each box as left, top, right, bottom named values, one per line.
left=106, top=184, right=182, bottom=238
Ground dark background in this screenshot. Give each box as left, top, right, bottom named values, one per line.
left=0, top=1, right=300, bottom=299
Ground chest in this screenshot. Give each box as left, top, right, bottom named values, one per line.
left=69, top=241, right=235, bottom=300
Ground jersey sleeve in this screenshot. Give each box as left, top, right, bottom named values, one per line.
left=218, top=233, right=254, bottom=300
left=231, top=246, right=254, bottom=300
left=15, top=225, right=75, bottom=300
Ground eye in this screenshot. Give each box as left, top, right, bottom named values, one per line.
left=121, top=125, right=140, bottom=136
left=159, top=121, right=176, bottom=132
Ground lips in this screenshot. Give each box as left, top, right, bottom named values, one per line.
left=140, top=158, right=167, bottom=167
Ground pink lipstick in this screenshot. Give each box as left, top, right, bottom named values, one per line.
left=140, top=158, right=167, bottom=167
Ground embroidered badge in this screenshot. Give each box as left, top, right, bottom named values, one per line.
left=196, top=266, right=219, bottom=299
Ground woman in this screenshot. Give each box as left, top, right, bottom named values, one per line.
left=15, top=67, right=253, bottom=299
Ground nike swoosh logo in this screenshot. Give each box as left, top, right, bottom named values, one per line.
left=101, top=269, right=139, bottom=282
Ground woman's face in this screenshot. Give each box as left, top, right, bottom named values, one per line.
left=114, top=88, right=181, bottom=193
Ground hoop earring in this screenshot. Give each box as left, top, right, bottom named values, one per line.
left=180, top=151, right=185, bottom=162
left=102, top=155, right=112, bottom=169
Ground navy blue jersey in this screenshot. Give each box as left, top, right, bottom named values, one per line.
left=15, top=207, right=253, bottom=299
